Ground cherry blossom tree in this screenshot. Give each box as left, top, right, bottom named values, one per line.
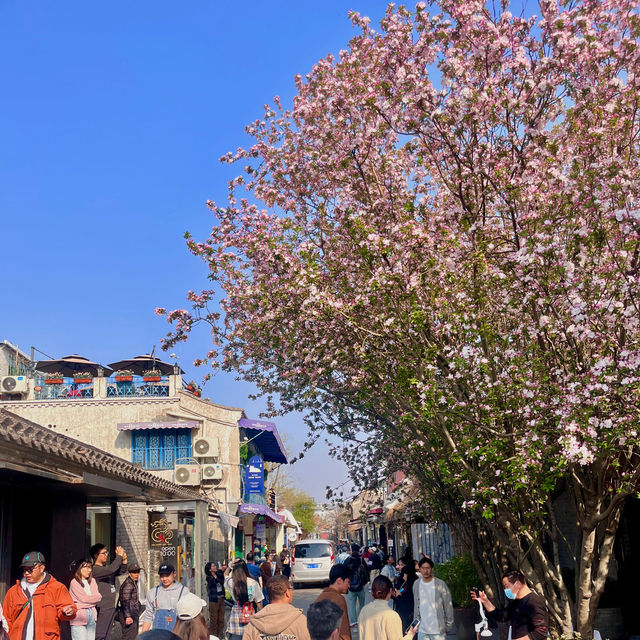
left=158, top=1, right=640, bottom=636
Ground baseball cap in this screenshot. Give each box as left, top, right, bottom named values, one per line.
left=128, top=563, right=141, bottom=573
left=176, top=593, right=207, bottom=620
left=158, top=563, right=175, bottom=575
left=21, top=551, right=45, bottom=567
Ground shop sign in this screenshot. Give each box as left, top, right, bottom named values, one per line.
left=149, top=512, right=178, bottom=559
left=246, top=455, right=264, bottom=494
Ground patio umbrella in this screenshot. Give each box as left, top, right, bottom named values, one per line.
left=35, top=354, right=113, bottom=377
left=107, top=354, right=183, bottom=375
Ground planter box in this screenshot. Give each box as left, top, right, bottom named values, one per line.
left=144, top=376, right=162, bottom=382
left=45, top=379, right=63, bottom=385
left=73, top=378, right=92, bottom=384
left=115, top=376, right=133, bottom=382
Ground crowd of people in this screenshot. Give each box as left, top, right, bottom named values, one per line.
left=0, top=545, right=548, bottom=640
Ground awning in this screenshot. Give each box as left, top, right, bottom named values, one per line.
left=347, top=518, right=362, bottom=531
left=117, top=420, right=200, bottom=431
left=238, top=418, right=287, bottom=464
left=238, top=502, right=285, bottom=523
left=278, top=508, right=302, bottom=534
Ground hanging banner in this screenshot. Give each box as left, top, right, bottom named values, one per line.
left=149, top=512, right=178, bottom=559
left=246, top=455, right=265, bottom=494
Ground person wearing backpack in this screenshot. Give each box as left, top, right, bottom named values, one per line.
left=343, top=545, right=367, bottom=627
left=223, top=560, right=263, bottom=639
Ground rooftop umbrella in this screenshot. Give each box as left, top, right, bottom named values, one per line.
left=35, top=354, right=113, bottom=377
left=107, top=354, right=182, bottom=376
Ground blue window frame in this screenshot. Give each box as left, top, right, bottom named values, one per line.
left=131, top=429, right=191, bottom=470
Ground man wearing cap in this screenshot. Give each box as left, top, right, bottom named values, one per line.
left=140, top=564, right=188, bottom=632
left=412, top=556, right=453, bottom=640
left=3, top=551, right=77, bottom=640
left=91, top=543, right=128, bottom=640
left=118, top=564, right=144, bottom=640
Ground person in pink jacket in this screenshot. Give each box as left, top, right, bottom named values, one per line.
left=69, top=559, right=102, bottom=640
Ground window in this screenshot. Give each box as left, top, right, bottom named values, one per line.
left=294, top=543, right=333, bottom=559
left=131, top=429, right=191, bottom=470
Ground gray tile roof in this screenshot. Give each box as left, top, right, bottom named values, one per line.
left=0, top=408, right=205, bottom=502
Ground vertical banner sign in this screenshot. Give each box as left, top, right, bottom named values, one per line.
left=246, top=455, right=265, bottom=494
left=149, top=512, right=178, bottom=560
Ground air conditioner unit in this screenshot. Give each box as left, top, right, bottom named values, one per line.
left=174, top=463, right=201, bottom=486
left=202, top=463, right=223, bottom=482
left=1, top=376, right=28, bottom=394
left=193, top=437, right=219, bottom=459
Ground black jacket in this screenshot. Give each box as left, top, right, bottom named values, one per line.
left=118, top=576, right=143, bottom=619
left=206, top=570, right=225, bottom=602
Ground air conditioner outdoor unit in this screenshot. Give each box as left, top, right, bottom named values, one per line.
left=1, top=376, right=28, bottom=394
left=202, top=463, right=223, bottom=482
left=174, top=463, right=201, bottom=486
left=193, top=437, right=219, bottom=459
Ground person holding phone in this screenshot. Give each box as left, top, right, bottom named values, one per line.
left=393, top=558, right=417, bottom=631
left=358, top=576, right=418, bottom=640
left=412, top=557, right=453, bottom=640
left=471, top=570, right=548, bottom=640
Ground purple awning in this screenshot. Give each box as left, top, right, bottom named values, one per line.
left=238, top=502, right=284, bottom=523
left=238, top=418, right=287, bottom=464
left=117, top=421, right=200, bottom=431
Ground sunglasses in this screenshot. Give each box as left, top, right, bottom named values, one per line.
left=22, top=565, right=42, bottom=573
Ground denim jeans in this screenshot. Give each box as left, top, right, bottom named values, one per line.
left=345, top=588, right=365, bottom=624
left=71, top=609, right=96, bottom=640
left=418, top=633, right=446, bottom=640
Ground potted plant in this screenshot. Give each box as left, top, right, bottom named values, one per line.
left=434, top=555, right=482, bottom=640
left=44, top=372, right=64, bottom=384
left=115, top=369, right=134, bottom=382
left=73, top=371, right=93, bottom=384
left=186, top=380, right=202, bottom=397
left=143, top=368, right=162, bottom=382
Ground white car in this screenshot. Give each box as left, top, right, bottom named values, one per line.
left=290, top=539, right=336, bottom=586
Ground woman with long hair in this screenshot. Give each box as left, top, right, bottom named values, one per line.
left=223, top=559, right=263, bottom=640
left=279, top=549, right=291, bottom=578
left=69, top=559, right=102, bottom=640
left=358, top=576, right=417, bottom=640
left=204, top=562, right=225, bottom=639
left=174, top=593, right=209, bottom=640
left=393, top=556, right=417, bottom=631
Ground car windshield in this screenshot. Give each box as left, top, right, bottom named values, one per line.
left=294, top=543, right=332, bottom=558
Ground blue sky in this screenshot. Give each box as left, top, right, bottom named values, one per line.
left=0, top=1, right=402, bottom=502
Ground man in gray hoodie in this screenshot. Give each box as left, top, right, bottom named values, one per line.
left=140, top=564, right=189, bottom=632
left=243, top=575, right=310, bottom=640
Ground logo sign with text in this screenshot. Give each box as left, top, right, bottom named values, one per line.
left=246, top=455, right=264, bottom=494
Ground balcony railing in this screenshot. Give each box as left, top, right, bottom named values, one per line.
left=106, top=375, right=169, bottom=397
left=35, top=377, right=94, bottom=400
left=31, top=375, right=171, bottom=400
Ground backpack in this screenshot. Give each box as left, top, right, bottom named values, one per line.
left=348, top=567, right=362, bottom=592
left=358, top=561, right=370, bottom=585
left=348, top=557, right=367, bottom=592
left=239, top=601, right=255, bottom=624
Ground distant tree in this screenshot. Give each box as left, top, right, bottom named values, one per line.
left=279, top=488, right=317, bottom=535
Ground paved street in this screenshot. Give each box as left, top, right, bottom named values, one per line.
left=292, top=583, right=375, bottom=638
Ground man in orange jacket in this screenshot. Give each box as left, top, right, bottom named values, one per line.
left=3, top=551, right=76, bottom=640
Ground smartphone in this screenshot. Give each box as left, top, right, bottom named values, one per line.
left=408, top=618, right=420, bottom=632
